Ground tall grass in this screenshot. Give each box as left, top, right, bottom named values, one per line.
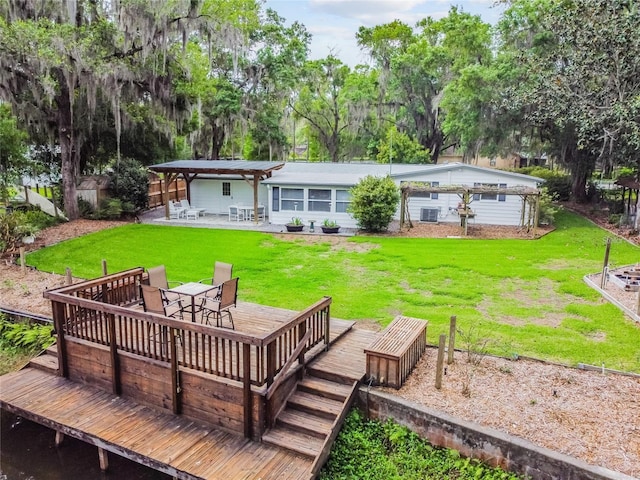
left=26, top=210, right=640, bottom=371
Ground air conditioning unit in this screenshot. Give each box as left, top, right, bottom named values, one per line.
left=420, top=207, right=439, bottom=223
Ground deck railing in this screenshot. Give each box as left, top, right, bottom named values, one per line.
left=45, top=271, right=331, bottom=414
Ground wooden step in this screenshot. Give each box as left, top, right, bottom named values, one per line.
left=46, top=344, right=58, bottom=355
left=29, top=353, right=58, bottom=374
left=297, top=376, right=351, bottom=402
left=287, top=391, right=343, bottom=420
left=262, top=425, right=324, bottom=459
left=277, top=409, right=333, bottom=439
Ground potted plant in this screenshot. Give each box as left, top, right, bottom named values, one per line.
left=285, top=217, right=305, bottom=232
left=321, top=218, right=340, bottom=234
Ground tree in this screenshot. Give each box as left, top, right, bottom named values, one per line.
left=0, top=104, right=28, bottom=205
left=0, top=1, right=246, bottom=219
left=292, top=56, right=351, bottom=162
left=348, top=175, right=399, bottom=232
left=376, top=126, right=430, bottom=164
left=498, top=0, right=640, bottom=202
left=358, top=8, right=492, bottom=162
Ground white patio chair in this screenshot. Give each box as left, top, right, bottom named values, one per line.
left=180, top=199, right=206, bottom=216
left=169, top=201, right=186, bottom=219
left=228, top=205, right=244, bottom=222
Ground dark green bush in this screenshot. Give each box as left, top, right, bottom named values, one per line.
left=94, top=197, right=127, bottom=220
left=348, top=175, right=400, bottom=232
left=108, top=158, right=149, bottom=213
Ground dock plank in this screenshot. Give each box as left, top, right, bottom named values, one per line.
left=0, top=368, right=313, bottom=479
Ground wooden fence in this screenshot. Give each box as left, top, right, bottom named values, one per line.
left=148, top=177, right=186, bottom=207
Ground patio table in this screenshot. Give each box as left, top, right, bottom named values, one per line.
left=169, top=282, right=217, bottom=322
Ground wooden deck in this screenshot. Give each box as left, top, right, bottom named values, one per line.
left=1, top=318, right=379, bottom=479
left=0, top=368, right=311, bottom=479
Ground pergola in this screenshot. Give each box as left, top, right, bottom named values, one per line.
left=400, top=182, right=542, bottom=235
left=149, top=160, right=285, bottom=222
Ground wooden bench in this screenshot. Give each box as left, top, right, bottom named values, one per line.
left=364, top=315, right=427, bottom=389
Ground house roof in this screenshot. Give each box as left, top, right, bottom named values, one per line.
left=149, top=160, right=285, bottom=179
left=261, top=161, right=544, bottom=186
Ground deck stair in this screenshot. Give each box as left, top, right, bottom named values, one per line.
left=261, top=373, right=357, bottom=462
left=28, top=345, right=59, bottom=374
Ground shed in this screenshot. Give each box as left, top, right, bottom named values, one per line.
left=77, top=176, right=111, bottom=208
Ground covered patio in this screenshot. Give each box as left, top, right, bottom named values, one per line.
left=149, top=160, right=285, bottom=223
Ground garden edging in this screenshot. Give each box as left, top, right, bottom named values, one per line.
left=356, top=388, right=634, bottom=480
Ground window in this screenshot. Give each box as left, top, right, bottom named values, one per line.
left=336, top=190, right=351, bottom=213
left=403, top=181, right=438, bottom=199
left=222, top=182, right=231, bottom=196
left=281, top=188, right=304, bottom=211
left=308, top=189, right=331, bottom=212
left=272, top=187, right=280, bottom=212
left=473, top=182, right=498, bottom=201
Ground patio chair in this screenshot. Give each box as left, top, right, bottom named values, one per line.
left=140, top=284, right=185, bottom=350
left=200, top=277, right=239, bottom=329
left=140, top=284, right=184, bottom=319
left=146, top=265, right=183, bottom=301
left=198, top=261, right=233, bottom=300
left=180, top=199, right=206, bottom=216
left=169, top=201, right=186, bottom=219
left=228, top=205, right=244, bottom=222
left=250, top=205, right=265, bottom=221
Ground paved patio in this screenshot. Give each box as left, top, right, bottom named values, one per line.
left=139, top=206, right=357, bottom=236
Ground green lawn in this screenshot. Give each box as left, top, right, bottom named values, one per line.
left=26, top=209, right=640, bottom=372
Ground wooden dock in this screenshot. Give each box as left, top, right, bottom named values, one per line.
left=1, top=324, right=378, bottom=480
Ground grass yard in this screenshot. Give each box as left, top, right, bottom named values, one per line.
left=26, top=209, right=640, bottom=372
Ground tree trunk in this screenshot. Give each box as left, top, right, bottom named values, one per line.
left=57, top=80, right=79, bottom=220
left=211, top=123, right=225, bottom=160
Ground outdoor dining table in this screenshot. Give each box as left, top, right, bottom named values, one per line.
left=169, top=282, right=217, bottom=322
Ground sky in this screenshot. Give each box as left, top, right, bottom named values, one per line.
left=263, top=0, right=506, bottom=67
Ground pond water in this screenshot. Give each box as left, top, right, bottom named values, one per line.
left=0, top=410, right=170, bottom=480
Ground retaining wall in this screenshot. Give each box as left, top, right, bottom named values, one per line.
left=356, top=388, right=635, bottom=480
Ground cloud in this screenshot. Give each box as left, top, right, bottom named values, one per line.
left=308, top=0, right=450, bottom=26
left=310, top=0, right=424, bottom=18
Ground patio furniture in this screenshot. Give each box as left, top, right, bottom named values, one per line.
left=140, top=284, right=185, bottom=351
left=140, top=284, right=185, bottom=319
left=186, top=209, right=200, bottom=220
left=197, top=261, right=233, bottom=301
left=250, top=205, right=265, bottom=222
left=180, top=199, right=206, bottom=216
left=365, top=315, right=426, bottom=389
left=228, top=205, right=244, bottom=222
left=168, top=282, right=217, bottom=322
left=169, top=201, right=187, bottom=219
left=200, top=277, right=239, bottom=329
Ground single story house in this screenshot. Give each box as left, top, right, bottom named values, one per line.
left=149, top=160, right=544, bottom=228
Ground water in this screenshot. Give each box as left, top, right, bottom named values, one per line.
left=0, top=410, right=170, bottom=480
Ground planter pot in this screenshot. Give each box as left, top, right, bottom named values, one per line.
left=321, top=226, right=340, bottom=234
left=285, top=224, right=304, bottom=232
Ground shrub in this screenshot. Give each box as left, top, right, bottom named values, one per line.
left=108, top=158, right=149, bottom=213
left=348, top=175, right=400, bottom=232
left=0, top=316, right=55, bottom=353
left=320, top=409, right=524, bottom=479
left=94, top=198, right=127, bottom=220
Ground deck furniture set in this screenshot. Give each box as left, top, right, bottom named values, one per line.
left=144, top=262, right=237, bottom=328
left=169, top=200, right=207, bottom=220
left=228, top=204, right=265, bottom=222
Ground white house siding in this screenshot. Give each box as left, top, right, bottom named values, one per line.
left=394, top=166, right=539, bottom=227
left=184, top=162, right=541, bottom=227
left=267, top=184, right=359, bottom=228
left=191, top=177, right=269, bottom=215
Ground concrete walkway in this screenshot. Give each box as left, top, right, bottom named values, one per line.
left=139, top=206, right=357, bottom=236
